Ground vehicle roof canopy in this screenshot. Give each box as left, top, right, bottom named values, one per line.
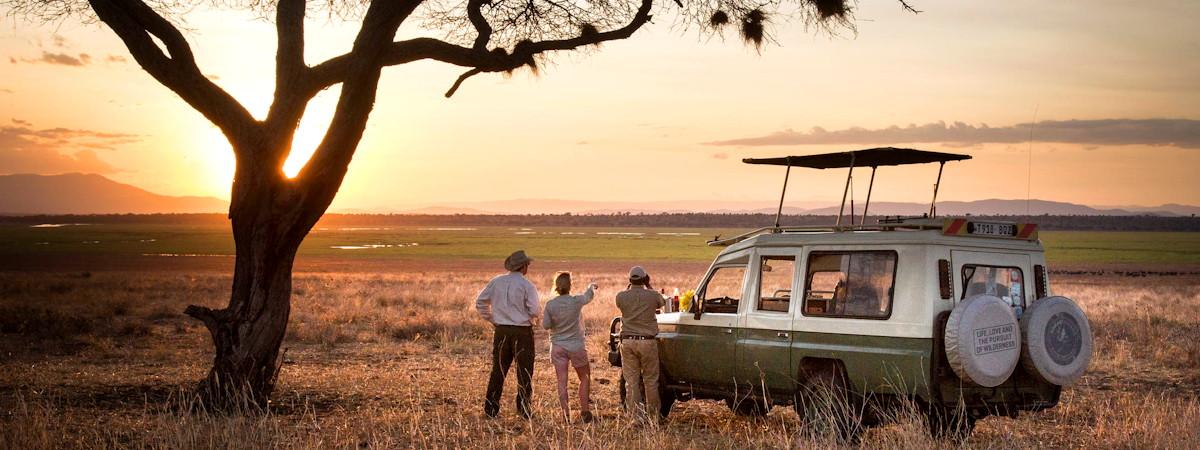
left=739, top=147, right=974, bottom=170
left=709, top=147, right=981, bottom=246
left=742, top=147, right=971, bottom=169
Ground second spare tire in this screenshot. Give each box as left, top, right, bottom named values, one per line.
left=945, top=295, right=1021, bottom=387
left=1019, top=296, right=1093, bottom=386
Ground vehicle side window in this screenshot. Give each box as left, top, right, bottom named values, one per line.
left=962, top=265, right=1025, bottom=308
left=803, top=251, right=896, bottom=319
left=757, top=256, right=795, bottom=313
left=700, top=265, right=745, bottom=314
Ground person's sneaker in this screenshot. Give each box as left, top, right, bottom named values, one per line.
left=581, top=411, right=594, bottom=423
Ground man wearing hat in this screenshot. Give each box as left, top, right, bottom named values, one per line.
left=476, top=250, right=541, bottom=419
left=615, top=266, right=666, bottom=422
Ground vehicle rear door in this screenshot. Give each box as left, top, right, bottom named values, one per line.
left=951, top=250, right=1033, bottom=313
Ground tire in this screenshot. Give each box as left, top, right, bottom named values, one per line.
left=619, top=372, right=675, bottom=418
left=793, top=365, right=862, bottom=443
left=618, top=373, right=628, bottom=411
left=659, top=382, right=675, bottom=418
left=927, top=405, right=977, bottom=441
left=1019, top=296, right=1093, bottom=386
left=726, top=395, right=767, bottom=417
left=945, top=295, right=1021, bottom=387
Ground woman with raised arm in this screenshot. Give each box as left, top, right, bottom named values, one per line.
left=542, top=272, right=597, bottom=423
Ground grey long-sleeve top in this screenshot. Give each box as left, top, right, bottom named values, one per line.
left=541, top=286, right=595, bottom=353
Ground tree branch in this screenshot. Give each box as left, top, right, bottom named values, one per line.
left=898, top=0, right=922, bottom=14
left=86, top=0, right=258, bottom=147
left=308, top=0, right=655, bottom=97
left=287, top=0, right=425, bottom=239
left=265, top=0, right=310, bottom=141
left=444, top=68, right=484, bottom=97
left=467, top=0, right=493, bottom=50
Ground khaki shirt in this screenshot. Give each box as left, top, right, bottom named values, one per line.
left=616, top=285, right=664, bottom=338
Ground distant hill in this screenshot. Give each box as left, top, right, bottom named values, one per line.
left=1104, top=203, right=1200, bottom=217
left=404, top=198, right=1194, bottom=217
left=0, top=173, right=228, bottom=215
left=790, top=199, right=1147, bottom=217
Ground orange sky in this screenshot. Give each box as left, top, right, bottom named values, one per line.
left=1, top=1, right=1198, bottom=210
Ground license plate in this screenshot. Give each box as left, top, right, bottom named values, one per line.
left=968, top=221, right=1016, bottom=236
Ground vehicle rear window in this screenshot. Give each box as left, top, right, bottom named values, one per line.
left=962, top=265, right=1025, bottom=309
left=757, top=255, right=795, bottom=313
left=803, top=251, right=897, bottom=319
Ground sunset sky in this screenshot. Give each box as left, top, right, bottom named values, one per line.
left=1, top=0, right=1197, bottom=211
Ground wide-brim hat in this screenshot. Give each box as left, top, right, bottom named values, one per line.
left=504, top=250, right=534, bottom=271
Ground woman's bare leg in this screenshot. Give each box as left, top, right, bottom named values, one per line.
left=574, top=363, right=592, bottom=414
left=554, top=358, right=571, bottom=420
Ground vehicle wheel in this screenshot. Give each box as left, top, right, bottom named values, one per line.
left=794, top=366, right=862, bottom=443
left=927, top=406, right=977, bottom=441
left=726, top=396, right=768, bottom=417
left=618, top=373, right=628, bottom=411
left=659, top=384, right=676, bottom=418
left=620, top=373, right=674, bottom=417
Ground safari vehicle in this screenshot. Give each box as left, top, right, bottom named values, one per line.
left=607, top=148, right=1093, bottom=440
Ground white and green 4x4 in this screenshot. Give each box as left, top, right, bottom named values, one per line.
left=609, top=149, right=1094, bottom=440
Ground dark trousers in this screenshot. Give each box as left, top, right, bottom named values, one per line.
left=484, top=325, right=535, bottom=417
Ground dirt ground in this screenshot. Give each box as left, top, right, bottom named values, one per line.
left=1, top=257, right=1198, bottom=449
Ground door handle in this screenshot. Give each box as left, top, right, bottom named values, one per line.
left=776, top=332, right=790, bottom=338
left=723, top=329, right=734, bottom=334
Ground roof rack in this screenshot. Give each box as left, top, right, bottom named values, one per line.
left=709, top=148, right=972, bottom=246
left=707, top=215, right=945, bottom=246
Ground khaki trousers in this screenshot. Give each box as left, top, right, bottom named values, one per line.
left=620, top=339, right=660, bottom=419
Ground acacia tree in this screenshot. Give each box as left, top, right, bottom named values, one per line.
left=7, top=0, right=916, bottom=407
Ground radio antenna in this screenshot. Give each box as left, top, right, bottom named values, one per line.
left=1026, top=105, right=1039, bottom=216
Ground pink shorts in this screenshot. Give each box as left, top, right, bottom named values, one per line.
left=551, top=345, right=590, bottom=369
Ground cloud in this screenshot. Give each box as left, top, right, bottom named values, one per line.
left=705, top=119, right=1200, bottom=149
left=105, top=54, right=127, bottom=63
left=0, top=123, right=140, bottom=175
left=711, top=152, right=729, bottom=160
left=0, top=88, right=13, bottom=94
left=18, top=51, right=90, bottom=67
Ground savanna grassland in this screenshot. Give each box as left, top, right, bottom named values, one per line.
left=1, top=223, right=1198, bottom=449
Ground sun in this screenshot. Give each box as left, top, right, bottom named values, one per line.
left=283, top=92, right=340, bottom=178
left=195, top=92, right=340, bottom=195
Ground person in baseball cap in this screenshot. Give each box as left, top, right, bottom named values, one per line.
left=628, top=266, right=651, bottom=287
left=476, top=250, right=540, bottom=418
left=615, top=265, right=666, bottom=424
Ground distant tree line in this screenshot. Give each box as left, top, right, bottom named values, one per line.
left=2, top=213, right=1197, bottom=231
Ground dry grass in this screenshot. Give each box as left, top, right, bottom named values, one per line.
left=1, top=266, right=1198, bottom=449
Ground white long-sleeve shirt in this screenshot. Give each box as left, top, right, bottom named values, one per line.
left=475, top=271, right=541, bottom=326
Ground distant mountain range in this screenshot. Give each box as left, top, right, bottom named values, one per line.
left=1, top=173, right=1195, bottom=217
left=0, top=173, right=228, bottom=215
left=395, top=198, right=1199, bottom=217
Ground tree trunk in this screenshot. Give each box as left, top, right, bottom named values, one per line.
left=185, top=166, right=308, bottom=410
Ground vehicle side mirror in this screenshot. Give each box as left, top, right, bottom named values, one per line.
left=692, top=295, right=703, bottom=320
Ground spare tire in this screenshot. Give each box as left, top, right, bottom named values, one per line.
left=1019, top=296, right=1092, bottom=385
left=944, top=295, right=1021, bottom=387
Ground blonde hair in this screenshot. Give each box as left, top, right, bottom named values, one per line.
left=553, top=271, right=572, bottom=295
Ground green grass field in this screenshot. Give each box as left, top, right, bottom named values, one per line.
left=1, top=223, right=1197, bottom=265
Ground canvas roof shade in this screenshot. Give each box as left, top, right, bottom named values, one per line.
left=742, top=147, right=971, bottom=169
